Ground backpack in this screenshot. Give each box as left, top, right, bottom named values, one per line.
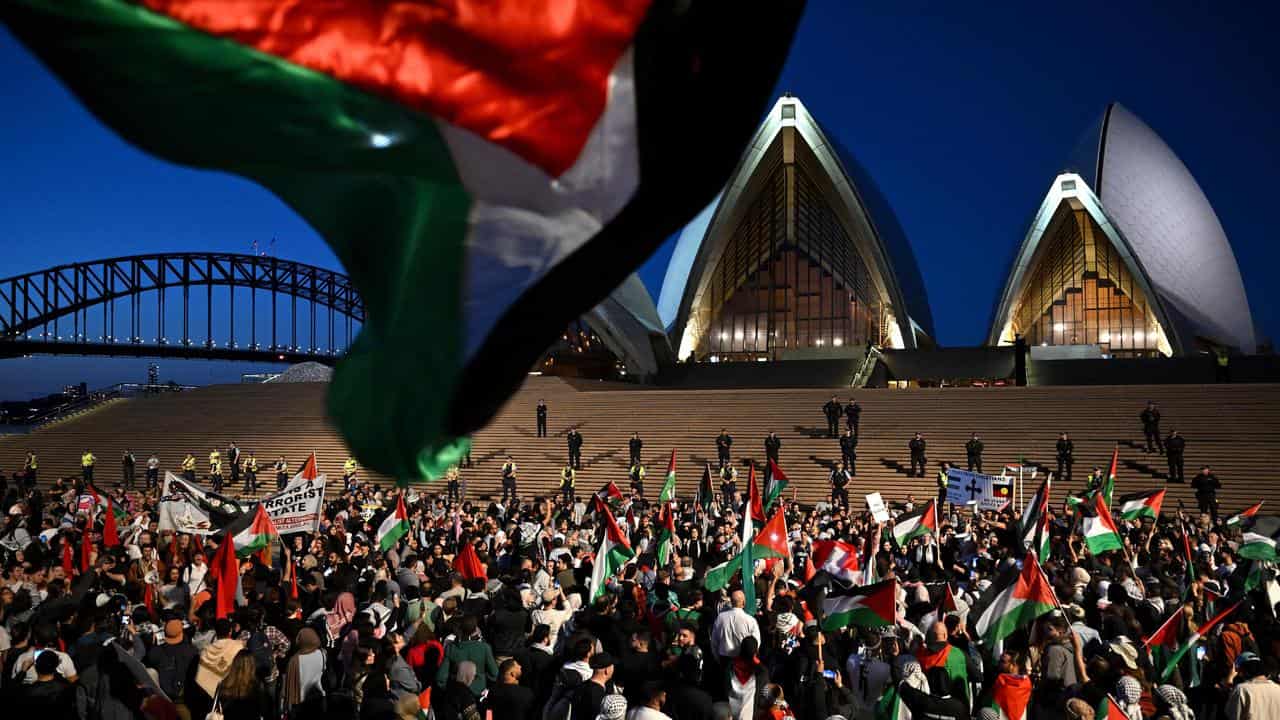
left=542, top=667, right=584, bottom=720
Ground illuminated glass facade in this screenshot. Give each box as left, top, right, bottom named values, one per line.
left=1006, top=199, right=1167, bottom=357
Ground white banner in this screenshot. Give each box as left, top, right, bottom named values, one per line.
left=158, top=472, right=216, bottom=535
left=865, top=492, right=890, bottom=523
left=261, top=475, right=327, bottom=534
left=945, top=469, right=1014, bottom=511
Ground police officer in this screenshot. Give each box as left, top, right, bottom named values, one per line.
left=1140, top=401, right=1164, bottom=454
left=343, top=456, right=359, bottom=489
left=829, top=465, right=850, bottom=509
left=209, top=450, right=224, bottom=493
left=839, top=429, right=857, bottom=475
left=559, top=464, right=575, bottom=505
left=23, top=450, right=37, bottom=488
left=146, top=454, right=160, bottom=490
left=244, top=452, right=259, bottom=493
left=121, top=449, right=136, bottom=489
left=181, top=453, right=197, bottom=483
left=446, top=465, right=462, bottom=502
left=845, top=398, right=861, bottom=434
left=1055, top=432, right=1074, bottom=482
left=720, top=464, right=738, bottom=507
left=227, top=442, right=241, bottom=486
left=908, top=433, right=927, bottom=478
left=1165, top=430, right=1186, bottom=482
left=1191, top=465, right=1221, bottom=523
left=629, top=432, right=643, bottom=467
left=764, top=432, right=781, bottom=480
left=936, top=461, right=952, bottom=511
left=274, top=456, right=289, bottom=490
left=536, top=398, right=548, bottom=438
left=823, top=396, right=843, bottom=438
left=501, top=455, right=518, bottom=505
left=81, top=448, right=96, bottom=485
left=629, top=463, right=646, bottom=498
left=965, top=433, right=984, bottom=473
left=566, top=429, right=583, bottom=471
left=715, top=429, right=733, bottom=468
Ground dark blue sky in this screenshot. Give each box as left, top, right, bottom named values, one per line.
left=1, top=1, right=1277, bottom=398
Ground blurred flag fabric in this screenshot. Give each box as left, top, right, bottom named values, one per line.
left=2, top=0, right=803, bottom=479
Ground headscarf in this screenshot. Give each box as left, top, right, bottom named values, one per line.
left=454, top=660, right=477, bottom=688
left=1115, top=675, right=1143, bottom=720
left=895, top=656, right=930, bottom=693
left=1154, top=685, right=1193, bottom=720
left=595, top=694, right=627, bottom=720
left=283, top=628, right=323, bottom=708
left=976, top=709, right=1001, bottom=720
left=326, top=591, right=356, bottom=639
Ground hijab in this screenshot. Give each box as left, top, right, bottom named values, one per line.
left=454, top=660, right=477, bottom=688
left=326, top=591, right=356, bottom=639
left=283, top=628, right=323, bottom=708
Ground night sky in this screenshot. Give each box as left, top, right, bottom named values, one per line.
left=1, top=2, right=1277, bottom=399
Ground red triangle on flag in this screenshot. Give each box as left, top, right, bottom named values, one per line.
left=1012, top=552, right=1059, bottom=607
left=299, top=452, right=318, bottom=480
left=1143, top=606, right=1184, bottom=651
left=751, top=510, right=790, bottom=560
left=747, top=464, right=764, bottom=522
left=768, top=458, right=788, bottom=482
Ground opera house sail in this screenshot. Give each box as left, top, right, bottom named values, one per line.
left=660, top=96, right=933, bottom=363
left=989, top=103, right=1255, bottom=357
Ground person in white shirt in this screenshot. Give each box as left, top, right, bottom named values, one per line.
left=532, top=588, right=574, bottom=650
left=11, top=624, right=76, bottom=684
left=710, top=590, right=761, bottom=661
left=628, top=683, right=672, bottom=720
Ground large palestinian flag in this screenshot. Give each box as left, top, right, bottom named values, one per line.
left=892, top=501, right=937, bottom=547
left=225, top=504, right=279, bottom=564
left=1021, top=477, right=1051, bottom=562
left=820, top=579, right=896, bottom=631
left=1224, top=501, right=1263, bottom=528
left=3, top=0, right=802, bottom=481
left=589, top=502, right=635, bottom=603
left=1239, top=516, right=1280, bottom=562
left=1117, top=489, right=1165, bottom=521
left=1081, top=492, right=1124, bottom=555
left=972, top=552, right=1058, bottom=647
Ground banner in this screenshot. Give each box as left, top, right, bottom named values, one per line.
left=158, top=472, right=244, bottom=535
left=865, top=492, right=890, bottom=523
left=945, top=469, right=1014, bottom=511
left=261, top=475, right=327, bottom=534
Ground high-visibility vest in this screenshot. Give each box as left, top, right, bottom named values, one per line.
left=182, top=456, right=196, bottom=471
left=81, top=453, right=95, bottom=467
left=208, top=451, right=220, bottom=467
left=561, top=468, right=575, bottom=487
left=630, top=465, right=646, bottom=481
left=502, top=462, right=516, bottom=478
left=210, top=459, right=222, bottom=475
left=344, top=458, right=358, bottom=474
left=245, top=458, right=258, bottom=472
left=25, top=454, right=37, bottom=470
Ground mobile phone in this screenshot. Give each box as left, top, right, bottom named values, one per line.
left=822, top=669, right=836, bottom=680
left=1195, top=646, right=1207, bottom=661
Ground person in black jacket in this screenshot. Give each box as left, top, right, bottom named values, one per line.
left=830, top=466, right=850, bottom=509
left=909, top=433, right=927, bottom=478
left=965, top=433, right=984, bottom=473
left=1191, top=465, right=1221, bottom=523
left=628, top=432, right=643, bottom=466
left=1056, top=432, right=1074, bottom=482
left=536, top=399, right=548, bottom=438
left=1140, top=401, right=1163, bottom=454
left=566, top=429, right=583, bottom=470
left=483, top=659, right=535, bottom=720
left=1165, top=430, right=1186, bottom=482
left=715, top=429, right=733, bottom=468
left=823, top=397, right=843, bottom=438
left=840, top=429, right=857, bottom=475
left=845, top=398, right=861, bottom=433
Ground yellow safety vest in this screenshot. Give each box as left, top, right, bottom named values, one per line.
left=81, top=453, right=94, bottom=467
left=245, top=458, right=258, bottom=472
left=211, top=459, right=222, bottom=475
left=25, top=454, right=37, bottom=470
left=344, top=458, right=358, bottom=474
left=182, top=456, right=196, bottom=471
left=561, top=468, right=575, bottom=487
left=630, top=465, right=646, bottom=480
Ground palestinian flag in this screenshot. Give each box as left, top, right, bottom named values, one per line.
left=1117, top=489, right=1166, bottom=521
left=294, top=451, right=319, bottom=483
left=973, top=552, right=1058, bottom=647
left=1021, top=477, right=1051, bottom=562
left=811, top=540, right=860, bottom=584
left=891, top=501, right=937, bottom=547
left=704, top=509, right=789, bottom=593
left=1081, top=493, right=1124, bottom=555
left=1239, top=516, right=1280, bottom=562
left=589, top=502, right=635, bottom=603
left=746, top=464, right=765, bottom=529
left=209, top=531, right=240, bottom=619
left=1142, top=605, right=1186, bottom=679
left=659, top=449, right=678, bottom=504
left=1102, top=446, right=1118, bottom=507
left=1096, top=696, right=1127, bottom=720
left=917, top=641, right=971, bottom=705
left=765, top=459, right=789, bottom=511
left=820, top=579, right=896, bottom=631
left=939, top=583, right=960, bottom=615
left=376, top=495, right=410, bottom=552
left=656, top=502, right=677, bottom=567
left=1225, top=501, right=1264, bottom=528
left=876, top=687, right=911, bottom=720
left=697, top=463, right=715, bottom=512
left=3, top=1, right=800, bottom=482
left=230, top=505, right=279, bottom=563
left=988, top=673, right=1033, bottom=720
left=1156, top=600, right=1241, bottom=682
left=103, top=496, right=122, bottom=547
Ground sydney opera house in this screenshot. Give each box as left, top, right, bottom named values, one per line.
left=544, top=97, right=1257, bottom=384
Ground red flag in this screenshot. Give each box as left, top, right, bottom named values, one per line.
left=103, top=497, right=121, bottom=547
left=289, top=561, right=299, bottom=599
left=747, top=464, right=763, bottom=523
left=418, top=687, right=432, bottom=712
left=299, top=452, right=318, bottom=480
left=61, top=539, right=74, bottom=575
left=211, top=533, right=239, bottom=619
left=143, top=582, right=156, bottom=618
left=803, top=554, right=817, bottom=583
left=80, top=532, right=93, bottom=572
left=453, top=541, right=488, bottom=581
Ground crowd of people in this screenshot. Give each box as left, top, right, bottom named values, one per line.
left=0, top=402, right=1277, bottom=720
